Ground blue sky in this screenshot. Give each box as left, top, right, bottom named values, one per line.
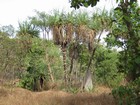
left=0, top=0, right=119, bottom=28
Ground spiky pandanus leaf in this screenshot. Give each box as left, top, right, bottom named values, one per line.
left=74, top=11, right=92, bottom=43
left=89, top=9, right=112, bottom=31
left=29, top=10, right=50, bottom=39
left=75, top=11, right=89, bottom=26
left=47, top=10, right=70, bottom=84
left=17, top=21, right=40, bottom=39
left=48, top=10, right=65, bottom=45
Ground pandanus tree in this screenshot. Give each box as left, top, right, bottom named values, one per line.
left=47, top=10, right=112, bottom=90
left=17, top=21, right=40, bottom=67
left=17, top=21, right=40, bottom=53
left=75, top=11, right=96, bottom=51
left=82, top=10, right=112, bottom=91
left=17, top=21, right=39, bottom=37
left=74, top=11, right=96, bottom=91
left=17, top=21, right=40, bottom=75
left=70, top=10, right=112, bottom=91
left=29, top=10, right=50, bottom=39
left=27, top=9, right=112, bottom=89
left=48, top=10, right=75, bottom=84
left=67, top=10, right=111, bottom=91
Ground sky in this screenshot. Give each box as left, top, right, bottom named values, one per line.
left=0, top=0, right=139, bottom=29
left=0, top=0, right=119, bottom=28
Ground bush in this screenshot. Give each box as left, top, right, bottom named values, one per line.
left=95, top=46, right=124, bottom=87
left=112, top=85, right=137, bottom=105
left=19, top=38, right=48, bottom=91
left=19, top=73, right=34, bottom=90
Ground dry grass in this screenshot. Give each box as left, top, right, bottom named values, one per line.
left=0, top=85, right=116, bottom=105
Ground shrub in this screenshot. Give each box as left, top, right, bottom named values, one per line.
left=112, top=82, right=139, bottom=105
left=95, top=46, right=124, bottom=87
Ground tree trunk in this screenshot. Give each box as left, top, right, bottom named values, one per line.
left=83, top=31, right=103, bottom=91
left=47, top=31, right=49, bottom=40
left=121, top=1, right=139, bottom=81
left=61, top=45, right=67, bottom=84
left=46, top=52, right=54, bottom=82
left=83, top=69, right=93, bottom=91
left=47, top=62, right=54, bottom=82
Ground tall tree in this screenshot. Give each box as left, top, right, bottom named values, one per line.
left=47, top=10, right=74, bottom=84
left=69, top=0, right=137, bottom=9
left=17, top=21, right=40, bottom=55
left=29, top=10, right=50, bottom=39
left=69, top=0, right=139, bottom=91
left=106, top=0, right=140, bottom=81
left=17, top=21, right=39, bottom=38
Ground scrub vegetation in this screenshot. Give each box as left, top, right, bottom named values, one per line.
left=0, top=0, right=139, bottom=105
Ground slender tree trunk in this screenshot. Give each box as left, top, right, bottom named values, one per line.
left=47, top=31, right=49, bottom=40
left=69, top=52, right=74, bottom=74
left=83, top=31, right=103, bottom=91
left=47, top=62, right=54, bottom=82
left=61, top=44, right=67, bottom=84
left=68, top=46, right=75, bottom=85
left=46, top=52, right=54, bottom=82
left=68, top=42, right=79, bottom=86
left=83, top=69, right=93, bottom=91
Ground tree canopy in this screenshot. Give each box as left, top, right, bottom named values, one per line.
left=70, top=0, right=138, bottom=9
left=70, top=0, right=99, bottom=9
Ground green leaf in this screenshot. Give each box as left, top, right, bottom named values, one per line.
left=135, top=56, right=140, bottom=64
left=83, top=2, right=88, bottom=7
left=114, top=7, right=122, bottom=11
left=123, top=15, right=131, bottom=22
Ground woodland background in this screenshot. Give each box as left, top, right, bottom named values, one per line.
left=0, top=0, right=140, bottom=105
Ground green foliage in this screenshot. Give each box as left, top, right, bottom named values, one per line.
left=29, top=10, right=50, bottom=39
left=78, top=44, right=90, bottom=67
left=0, top=33, right=21, bottom=79
left=19, top=39, right=64, bottom=91
left=112, top=85, right=137, bottom=105
left=20, top=38, right=48, bottom=91
left=112, top=77, right=140, bottom=105
left=75, top=11, right=89, bottom=26
left=106, top=0, right=140, bottom=81
left=19, top=73, right=34, bottom=90
left=132, top=77, right=140, bottom=94
left=95, top=45, right=124, bottom=87
left=89, top=9, right=112, bottom=31
left=45, top=41, right=63, bottom=80
left=17, top=21, right=39, bottom=38
left=70, top=0, right=100, bottom=9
